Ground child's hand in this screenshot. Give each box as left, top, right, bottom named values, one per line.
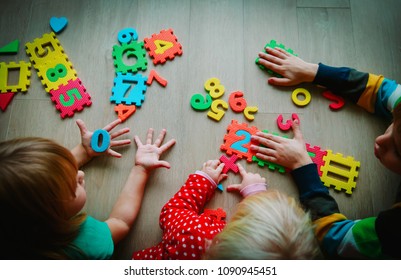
left=250, top=120, right=312, bottom=170
left=227, top=163, right=266, bottom=192
left=201, top=159, right=228, bottom=184
left=134, top=128, right=176, bottom=172
left=76, top=119, right=131, bottom=159
left=258, top=47, right=318, bottom=86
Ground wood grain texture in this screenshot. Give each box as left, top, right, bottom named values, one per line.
left=0, top=0, right=400, bottom=259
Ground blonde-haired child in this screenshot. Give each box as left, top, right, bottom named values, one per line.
left=0, top=119, right=175, bottom=259
left=133, top=160, right=319, bottom=260
left=204, top=164, right=320, bottom=260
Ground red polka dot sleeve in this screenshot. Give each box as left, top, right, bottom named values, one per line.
left=132, top=173, right=226, bottom=260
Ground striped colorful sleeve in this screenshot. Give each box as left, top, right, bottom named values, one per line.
left=291, top=164, right=389, bottom=259
left=313, top=63, right=401, bottom=120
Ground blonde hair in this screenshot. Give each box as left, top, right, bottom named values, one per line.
left=0, top=137, right=86, bottom=259
left=204, top=190, right=320, bottom=259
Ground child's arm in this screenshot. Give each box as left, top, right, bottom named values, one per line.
left=258, top=47, right=401, bottom=119
left=105, top=128, right=176, bottom=244
left=71, top=119, right=131, bottom=167
left=159, top=160, right=226, bottom=228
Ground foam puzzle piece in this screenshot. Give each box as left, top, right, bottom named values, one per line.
left=255, top=39, right=297, bottom=77
left=320, top=150, right=360, bottom=195
left=49, top=78, right=92, bottom=118
left=0, top=40, right=19, bottom=54
left=146, top=69, right=167, bottom=87
left=114, top=104, right=136, bottom=122
left=90, top=129, right=111, bottom=153
left=217, top=184, right=224, bottom=192
left=113, top=41, right=147, bottom=74
left=292, top=88, right=311, bottom=107
left=26, top=32, right=77, bottom=92
left=204, top=208, right=226, bottom=221
left=207, top=99, right=228, bottom=121
left=204, top=77, right=225, bottom=99
left=229, top=91, right=247, bottom=112
left=219, top=154, right=239, bottom=174
left=50, top=17, right=68, bottom=34
left=0, top=92, right=15, bottom=111
left=144, top=29, right=182, bottom=65
left=117, top=28, right=138, bottom=45
left=322, top=90, right=345, bottom=110
left=110, top=72, right=147, bottom=106
left=252, top=129, right=287, bottom=173
left=306, top=143, right=327, bottom=177
left=25, top=32, right=65, bottom=65
left=220, top=120, right=260, bottom=162
left=0, top=61, right=31, bottom=93
left=276, top=113, right=300, bottom=131
left=243, top=106, right=258, bottom=121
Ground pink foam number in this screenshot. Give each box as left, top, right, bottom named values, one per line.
left=276, top=113, right=300, bottom=131
left=146, top=69, right=167, bottom=87
left=322, top=90, right=345, bottom=110
left=219, top=154, right=239, bottom=174
left=49, top=78, right=92, bottom=118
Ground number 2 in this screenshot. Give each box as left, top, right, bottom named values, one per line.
left=231, top=130, right=251, bottom=153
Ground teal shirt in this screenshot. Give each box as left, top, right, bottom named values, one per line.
left=65, top=216, right=114, bottom=259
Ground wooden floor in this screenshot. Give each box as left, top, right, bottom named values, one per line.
left=1, top=0, right=401, bottom=259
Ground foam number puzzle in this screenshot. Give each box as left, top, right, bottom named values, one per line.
left=221, top=120, right=361, bottom=194
left=114, top=104, right=136, bottom=122
left=25, top=32, right=91, bottom=118
left=320, top=150, right=360, bottom=194
left=110, top=72, right=147, bottom=106
left=0, top=61, right=31, bottom=93
left=146, top=69, right=167, bottom=87
left=144, top=29, right=182, bottom=65
left=49, top=78, right=92, bottom=118
left=220, top=120, right=259, bottom=162
left=113, top=41, right=147, bottom=74
left=0, top=39, right=19, bottom=54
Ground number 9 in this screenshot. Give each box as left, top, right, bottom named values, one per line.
left=190, top=93, right=212, bottom=111
left=118, top=28, right=138, bottom=44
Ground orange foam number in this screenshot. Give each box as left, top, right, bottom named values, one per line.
left=229, top=91, right=247, bottom=112
left=144, top=29, right=183, bottom=65
left=114, top=104, right=136, bottom=122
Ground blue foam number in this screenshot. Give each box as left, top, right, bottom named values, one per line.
left=231, top=130, right=251, bottom=153
left=91, top=129, right=111, bottom=153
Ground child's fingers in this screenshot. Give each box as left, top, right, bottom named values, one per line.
left=110, top=139, right=131, bottom=147
left=216, top=162, right=225, bottom=173
left=268, top=77, right=293, bottom=86
left=237, top=163, right=247, bottom=177
left=133, top=135, right=143, bottom=147
left=107, top=149, right=122, bottom=158
left=154, top=129, right=167, bottom=147
left=103, top=118, right=122, bottom=131
left=110, top=127, right=130, bottom=139
left=76, top=119, right=88, bottom=135
left=159, top=139, right=176, bottom=153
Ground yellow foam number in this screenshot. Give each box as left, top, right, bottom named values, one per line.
left=320, top=150, right=360, bottom=194
left=204, top=77, right=225, bottom=99
left=292, top=88, right=311, bottom=107
left=207, top=99, right=228, bottom=121
left=154, top=40, right=174, bottom=54
left=243, top=106, right=258, bottom=121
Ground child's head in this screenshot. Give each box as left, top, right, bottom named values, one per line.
left=0, top=137, right=86, bottom=259
left=374, top=103, right=401, bottom=174
left=204, top=190, right=320, bottom=259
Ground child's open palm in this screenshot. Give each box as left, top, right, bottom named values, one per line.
left=134, top=128, right=176, bottom=171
